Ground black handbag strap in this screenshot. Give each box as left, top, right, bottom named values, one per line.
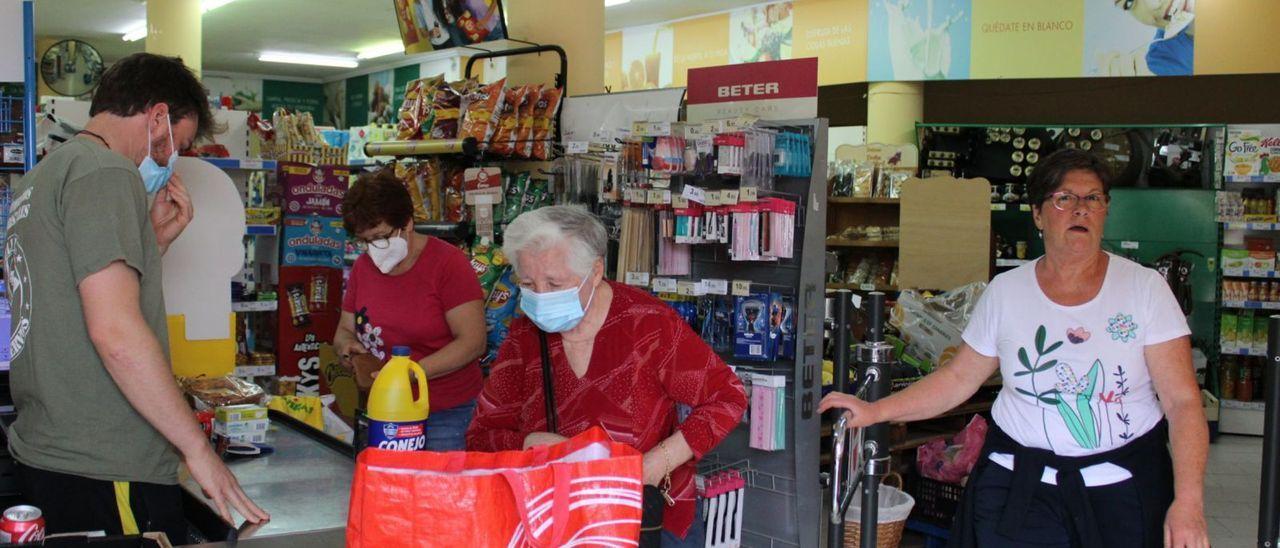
left=537, top=330, right=558, bottom=435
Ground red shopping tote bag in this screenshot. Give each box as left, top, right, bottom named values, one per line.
left=347, top=427, right=644, bottom=547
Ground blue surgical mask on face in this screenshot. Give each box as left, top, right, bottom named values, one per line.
left=138, top=114, right=177, bottom=194
left=520, top=273, right=597, bottom=333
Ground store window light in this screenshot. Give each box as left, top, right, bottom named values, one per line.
left=357, top=41, right=406, bottom=60
left=120, top=0, right=240, bottom=42
left=258, top=51, right=359, bottom=69
left=605, top=0, right=631, bottom=6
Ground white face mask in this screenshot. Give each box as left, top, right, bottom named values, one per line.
left=367, top=230, right=409, bottom=274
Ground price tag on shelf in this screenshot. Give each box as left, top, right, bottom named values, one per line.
left=731, top=280, right=752, bottom=296
left=682, top=184, right=707, bottom=204
left=652, top=277, right=678, bottom=293
left=625, top=272, right=651, bottom=287
left=722, top=189, right=740, bottom=204
left=564, top=141, right=589, bottom=154
left=859, top=284, right=876, bottom=291
left=991, top=203, right=1007, bottom=211
left=591, top=129, right=613, bottom=143
left=740, top=187, right=758, bottom=202
left=704, top=279, right=729, bottom=295
left=663, top=190, right=672, bottom=204
left=647, top=189, right=667, bottom=204
left=676, top=281, right=697, bottom=296
left=1120, top=240, right=1139, bottom=250
left=241, top=159, right=264, bottom=170
left=706, top=191, right=723, bottom=207
left=671, top=195, right=691, bottom=209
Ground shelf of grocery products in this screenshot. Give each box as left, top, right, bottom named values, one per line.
left=1220, top=399, right=1265, bottom=436
left=232, top=300, right=278, bottom=313
left=234, top=364, right=277, bottom=378
left=828, top=197, right=899, bottom=205
left=825, top=283, right=898, bottom=292
left=1222, top=267, right=1280, bottom=279
left=1220, top=346, right=1267, bottom=357
left=1222, top=300, right=1280, bottom=310
left=246, top=224, right=278, bottom=236
left=996, top=259, right=1031, bottom=267
left=201, top=158, right=277, bottom=171
left=991, top=203, right=1032, bottom=212
left=1225, top=176, right=1280, bottom=184
left=826, top=239, right=899, bottom=248
left=1221, top=221, right=1280, bottom=231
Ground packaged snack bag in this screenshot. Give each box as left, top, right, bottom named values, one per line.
left=426, top=81, right=465, bottom=140
left=513, top=84, right=544, bottom=159
left=396, top=75, right=443, bottom=140
left=394, top=162, right=430, bottom=222
left=460, top=78, right=507, bottom=143
left=489, top=86, right=529, bottom=156
left=529, top=87, right=564, bottom=160
left=470, top=242, right=508, bottom=297
left=443, top=166, right=468, bottom=222
left=501, top=172, right=530, bottom=224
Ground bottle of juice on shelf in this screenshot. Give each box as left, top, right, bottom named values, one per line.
left=357, top=346, right=430, bottom=452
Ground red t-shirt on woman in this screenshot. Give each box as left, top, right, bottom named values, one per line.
left=341, top=236, right=484, bottom=410
left=466, top=281, right=748, bottom=537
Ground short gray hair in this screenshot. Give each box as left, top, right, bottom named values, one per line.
left=504, top=205, right=607, bottom=279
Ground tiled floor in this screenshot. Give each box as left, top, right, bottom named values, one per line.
left=1206, top=434, right=1265, bottom=548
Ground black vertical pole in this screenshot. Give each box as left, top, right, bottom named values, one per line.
left=829, top=290, right=851, bottom=548
left=1260, top=316, right=1280, bottom=548
left=834, top=290, right=851, bottom=395
left=859, top=292, right=893, bottom=548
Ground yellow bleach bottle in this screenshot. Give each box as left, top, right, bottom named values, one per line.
left=363, top=346, right=430, bottom=451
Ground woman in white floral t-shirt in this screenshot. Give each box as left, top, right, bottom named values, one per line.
left=821, top=149, right=1209, bottom=548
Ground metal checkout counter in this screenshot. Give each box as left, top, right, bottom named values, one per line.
left=181, top=411, right=351, bottom=547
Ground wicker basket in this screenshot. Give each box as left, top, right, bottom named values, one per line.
left=842, top=518, right=907, bottom=548
left=841, top=476, right=913, bottom=548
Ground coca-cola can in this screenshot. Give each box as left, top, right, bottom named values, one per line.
left=0, top=505, right=45, bottom=543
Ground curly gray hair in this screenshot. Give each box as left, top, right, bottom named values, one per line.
left=503, top=205, right=608, bottom=279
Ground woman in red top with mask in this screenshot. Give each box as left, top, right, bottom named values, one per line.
left=335, top=169, right=487, bottom=450
left=466, top=205, right=747, bottom=547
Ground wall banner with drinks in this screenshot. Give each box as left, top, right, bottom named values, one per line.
left=605, top=0, right=1278, bottom=87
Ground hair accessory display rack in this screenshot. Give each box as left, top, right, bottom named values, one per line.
left=685, top=118, right=828, bottom=547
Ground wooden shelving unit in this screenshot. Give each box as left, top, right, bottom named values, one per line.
left=829, top=196, right=900, bottom=205
left=826, top=239, right=900, bottom=248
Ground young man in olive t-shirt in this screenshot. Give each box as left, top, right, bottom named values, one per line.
left=4, top=53, right=268, bottom=540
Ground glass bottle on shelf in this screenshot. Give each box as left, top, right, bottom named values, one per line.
left=1001, top=183, right=1020, bottom=203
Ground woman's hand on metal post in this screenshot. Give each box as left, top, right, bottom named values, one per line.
left=817, top=392, right=882, bottom=429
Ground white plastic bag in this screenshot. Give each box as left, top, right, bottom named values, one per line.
left=321, top=394, right=355, bottom=444
left=889, top=282, right=986, bottom=370
left=844, top=485, right=916, bottom=524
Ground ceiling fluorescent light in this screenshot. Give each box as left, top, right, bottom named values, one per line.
left=357, top=40, right=405, bottom=60
left=120, top=0, right=238, bottom=41
left=259, top=51, right=359, bottom=69
left=121, top=24, right=147, bottom=42
left=202, top=0, right=238, bottom=13
left=604, top=0, right=631, bottom=6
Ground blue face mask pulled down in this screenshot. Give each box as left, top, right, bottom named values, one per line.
left=139, top=114, right=177, bottom=194
left=519, top=274, right=597, bottom=333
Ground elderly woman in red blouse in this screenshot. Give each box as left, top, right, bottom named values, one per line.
left=466, top=205, right=747, bottom=547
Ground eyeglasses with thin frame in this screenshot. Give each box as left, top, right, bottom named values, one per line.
left=365, top=228, right=401, bottom=249
left=1046, top=191, right=1110, bottom=212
